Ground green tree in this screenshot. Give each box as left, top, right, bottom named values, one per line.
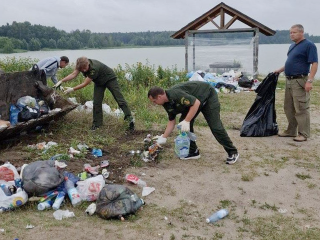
left=48, top=39, right=57, bottom=49
left=29, top=38, right=41, bottom=51
left=3, top=40, right=14, bottom=53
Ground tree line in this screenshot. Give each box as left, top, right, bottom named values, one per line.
left=0, top=21, right=320, bottom=53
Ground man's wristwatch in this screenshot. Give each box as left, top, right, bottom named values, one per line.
left=307, top=79, right=313, bottom=83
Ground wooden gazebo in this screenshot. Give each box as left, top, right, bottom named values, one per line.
left=171, top=2, right=276, bottom=77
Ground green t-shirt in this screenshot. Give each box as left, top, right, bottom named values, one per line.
left=163, top=81, right=214, bottom=121
left=82, top=59, right=116, bottom=85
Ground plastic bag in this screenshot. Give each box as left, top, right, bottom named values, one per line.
left=18, top=106, right=40, bottom=122
left=238, top=76, right=254, bottom=88
left=0, top=163, right=20, bottom=181
left=17, top=96, right=37, bottom=109
left=22, top=160, right=64, bottom=196
left=0, top=187, right=28, bottom=213
left=76, top=175, right=105, bottom=201
left=96, top=184, right=144, bottom=220
left=240, top=73, right=279, bottom=137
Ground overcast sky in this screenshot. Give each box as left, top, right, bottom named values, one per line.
left=1, top=0, right=320, bottom=36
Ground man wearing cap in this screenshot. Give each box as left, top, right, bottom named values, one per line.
left=148, top=81, right=239, bottom=164
left=34, top=56, right=69, bottom=84
left=275, top=24, right=318, bottom=142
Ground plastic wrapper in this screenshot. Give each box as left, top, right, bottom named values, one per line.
left=0, top=163, right=20, bottom=182
left=96, top=184, right=144, bottom=220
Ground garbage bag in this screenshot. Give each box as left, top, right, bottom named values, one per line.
left=238, top=76, right=254, bottom=88
left=22, top=160, right=64, bottom=196
left=96, top=184, right=144, bottom=220
left=240, top=73, right=279, bottom=137
left=18, top=106, right=40, bottom=122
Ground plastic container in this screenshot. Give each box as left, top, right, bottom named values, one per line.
left=187, top=132, right=197, bottom=141
left=64, top=177, right=81, bottom=206
left=174, top=131, right=190, bottom=158
left=0, top=184, right=12, bottom=196
left=206, top=209, right=229, bottom=223
left=37, top=199, right=53, bottom=211
left=52, top=191, right=66, bottom=210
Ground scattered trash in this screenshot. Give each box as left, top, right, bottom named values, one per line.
left=53, top=210, right=75, bottom=220
left=76, top=175, right=105, bottom=201
left=85, top=203, right=97, bottom=215
left=84, top=164, right=100, bottom=175
left=77, top=143, right=89, bottom=151
left=125, top=174, right=147, bottom=188
left=101, top=169, right=109, bottom=179
left=92, top=148, right=102, bottom=157
left=37, top=199, right=53, bottom=211
left=65, top=177, right=81, bottom=207
left=206, top=209, right=229, bottom=223
left=54, top=161, right=67, bottom=169
left=69, top=147, right=81, bottom=155
left=0, top=228, right=4, bottom=232
left=52, top=192, right=66, bottom=210
left=142, top=187, right=155, bottom=197
left=26, top=224, right=34, bottom=229
left=278, top=208, right=288, bottom=214
left=100, top=160, right=109, bottom=168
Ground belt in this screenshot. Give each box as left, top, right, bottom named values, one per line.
left=286, top=74, right=308, bottom=80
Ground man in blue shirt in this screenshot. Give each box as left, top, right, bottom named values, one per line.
left=275, top=24, right=318, bottom=142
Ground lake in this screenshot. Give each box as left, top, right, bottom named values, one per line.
left=1, top=44, right=320, bottom=78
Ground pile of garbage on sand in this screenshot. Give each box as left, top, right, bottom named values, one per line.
left=0, top=133, right=161, bottom=222
left=186, top=70, right=261, bottom=94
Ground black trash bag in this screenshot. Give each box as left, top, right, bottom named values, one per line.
left=96, top=184, right=144, bottom=220
left=21, top=160, right=64, bottom=196
left=39, top=103, right=49, bottom=115
left=240, top=73, right=279, bottom=137
left=238, top=76, right=254, bottom=88
left=18, top=106, right=41, bottom=122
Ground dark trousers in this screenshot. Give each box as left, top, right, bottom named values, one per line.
left=93, top=78, right=132, bottom=127
left=179, top=90, right=237, bottom=155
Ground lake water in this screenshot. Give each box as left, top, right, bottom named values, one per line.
left=1, top=44, right=320, bottom=78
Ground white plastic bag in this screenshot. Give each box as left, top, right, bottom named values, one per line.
left=76, top=175, right=105, bottom=201
left=53, top=210, right=75, bottom=220
left=0, top=187, right=28, bottom=213
left=0, top=163, right=20, bottom=181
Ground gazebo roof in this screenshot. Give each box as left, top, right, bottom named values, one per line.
left=171, top=2, right=276, bottom=39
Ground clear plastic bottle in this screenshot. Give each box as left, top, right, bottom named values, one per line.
left=0, top=184, right=12, bottom=196
left=64, top=177, right=81, bottom=206
left=206, top=209, right=229, bottom=223
left=37, top=199, right=53, bottom=211
left=52, top=191, right=66, bottom=210
left=174, top=131, right=190, bottom=158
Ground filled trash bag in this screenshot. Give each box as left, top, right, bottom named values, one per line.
left=238, top=75, right=254, bottom=88
left=22, top=160, right=64, bottom=196
left=96, top=184, right=144, bottom=220
left=240, top=73, right=279, bottom=137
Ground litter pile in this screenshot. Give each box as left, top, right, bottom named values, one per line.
left=186, top=70, right=260, bottom=93
left=0, top=134, right=160, bottom=222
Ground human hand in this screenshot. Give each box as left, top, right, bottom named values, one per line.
left=156, top=135, right=167, bottom=145
left=178, top=120, right=190, bottom=132
left=53, top=80, right=63, bottom=88
left=305, top=81, right=313, bottom=92
left=63, top=87, right=74, bottom=94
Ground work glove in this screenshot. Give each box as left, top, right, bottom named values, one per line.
left=64, top=87, right=74, bottom=94
left=53, top=80, right=63, bottom=89
left=152, top=135, right=167, bottom=145
left=178, top=120, right=190, bottom=132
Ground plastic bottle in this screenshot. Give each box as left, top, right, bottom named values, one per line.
left=52, top=191, right=66, bottom=210
left=206, top=209, right=229, bottom=223
left=37, top=199, right=53, bottom=211
left=0, top=184, right=12, bottom=196
left=64, top=177, right=81, bottom=206
left=174, top=131, right=190, bottom=158
left=187, top=132, right=197, bottom=141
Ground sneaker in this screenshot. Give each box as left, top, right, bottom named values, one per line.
left=129, top=120, right=135, bottom=131
left=180, top=149, right=201, bottom=160
left=226, top=153, right=239, bottom=165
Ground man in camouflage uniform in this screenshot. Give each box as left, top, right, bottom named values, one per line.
left=148, top=81, right=239, bottom=164
left=55, top=57, right=134, bottom=130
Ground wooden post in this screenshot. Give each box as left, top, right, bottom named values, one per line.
left=193, top=34, right=196, bottom=71
left=253, top=28, right=259, bottom=79
left=185, top=31, right=188, bottom=71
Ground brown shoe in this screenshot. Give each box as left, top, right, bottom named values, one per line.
left=278, top=132, right=296, bottom=137
left=293, top=135, right=307, bottom=142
